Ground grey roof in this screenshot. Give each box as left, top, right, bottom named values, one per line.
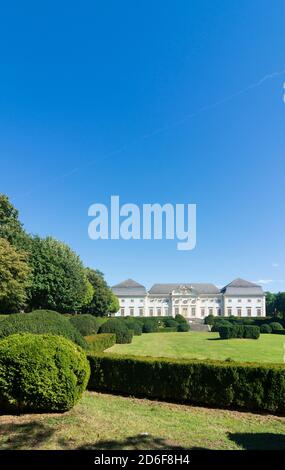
left=221, top=278, right=264, bottom=295
left=112, top=279, right=146, bottom=296
left=148, top=283, right=220, bottom=295
left=223, top=287, right=264, bottom=296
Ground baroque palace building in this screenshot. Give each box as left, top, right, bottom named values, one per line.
left=112, top=278, right=266, bottom=319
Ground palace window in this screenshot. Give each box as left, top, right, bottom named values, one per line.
left=237, top=308, right=242, bottom=317
left=227, top=308, right=232, bottom=316
left=217, top=308, right=222, bottom=316
left=191, top=307, right=196, bottom=316
left=201, top=308, right=205, bottom=317
left=164, top=308, right=169, bottom=315
left=257, top=299, right=262, bottom=303
left=247, top=308, right=252, bottom=317
left=208, top=307, right=213, bottom=315
left=228, top=299, right=232, bottom=303
left=238, top=299, right=242, bottom=303
left=247, top=299, right=251, bottom=303
left=130, top=299, right=134, bottom=303
left=174, top=307, right=179, bottom=315
left=139, top=308, right=144, bottom=316
left=149, top=308, right=154, bottom=316
left=121, top=299, right=125, bottom=303
left=129, top=308, right=134, bottom=316
left=120, top=308, right=125, bottom=316
left=257, top=308, right=262, bottom=317
left=157, top=308, right=162, bottom=316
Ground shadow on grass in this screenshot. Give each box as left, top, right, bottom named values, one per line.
left=228, top=432, right=285, bottom=450
left=61, top=434, right=186, bottom=450
left=0, top=421, right=54, bottom=450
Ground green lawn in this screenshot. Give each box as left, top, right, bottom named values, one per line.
left=107, top=331, right=285, bottom=363
left=0, top=391, right=284, bottom=450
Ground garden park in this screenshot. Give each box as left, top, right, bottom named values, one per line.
left=0, top=194, right=285, bottom=450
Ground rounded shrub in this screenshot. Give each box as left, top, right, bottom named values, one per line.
left=177, top=322, right=190, bottom=332
left=175, top=314, right=188, bottom=324
left=124, top=319, right=142, bottom=336
left=260, top=324, right=272, bottom=334
left=98, top=319, right=133, bottom=343
left=0, top=310, right=87, bottom=348
left=142, top=319, right=159, bottom=333
left=211, top=320, right=232, bottom=332
left=69, top=314, right=101, bottom=336
left=269, top=322, right=284, bottom=331
left=204, top=314, right=215, bottom=325
left=164, top=318, right=178, bottom=329
left=0, top=333, right=90, bottom=412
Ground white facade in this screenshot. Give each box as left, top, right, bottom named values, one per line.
left=112, top=278, right=266, bottom=319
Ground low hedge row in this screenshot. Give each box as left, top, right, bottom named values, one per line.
left=219, top=325, right=260, bottom=339
left=87, top=354, right=285, bottom=414
left=85, top=333, right=116, bottom=353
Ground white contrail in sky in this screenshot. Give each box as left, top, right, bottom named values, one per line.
left=17, top=68, right=285, bottom=199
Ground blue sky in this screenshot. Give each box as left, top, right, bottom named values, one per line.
left=1, top=1, right=285, bottom=291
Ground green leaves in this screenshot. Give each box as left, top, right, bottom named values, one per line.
left=0, top=238, right=31, bottom=313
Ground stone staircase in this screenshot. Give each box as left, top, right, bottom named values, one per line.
left=188, top=319, right=210, bottom=332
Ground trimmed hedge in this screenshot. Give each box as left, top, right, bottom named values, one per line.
left=123, top=319, right=142, bottom=336
left=260, top=324, right=272, bottom=334
left=270, top=322, right=284, bottom=331
left=85, top=333, right=116, bottom=353
left=87, top=354, right=285, bottom=414
left=142, top=319, right=159, bottom=333
left=219, top=325, right=260, bottom=340
left=0, top=310, right=87, bottom=348
left=69, top=314, right=101, bottom=336
left=0, top=333, right=90, bottom=412
left=98, top=319, right=133, bottom=344
left=177, top=322, right=190, bottom=332
left=164, top=318, right=178, bottom=329
left=174, top=314, right=187, bottom=324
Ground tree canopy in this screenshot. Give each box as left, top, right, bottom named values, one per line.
left=27, top=236, right=92, bottom=313
left=83, top=268, right=119, bottom=316
left=0, top=237, right=31, bottom=313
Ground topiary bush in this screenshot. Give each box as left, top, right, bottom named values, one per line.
left=123, top=319, right=143, bottom=336
left=211, top=320, right=232, bottom=332
left=85, top=333, right=116, bottom=353
left=260, top=324, right=272, bottom=334
left=142, top=319, right=159, bottom=333
left=175, top=314, right=188, bottom=324
left=69, top=314, right=101, bottom=336
left=219, top=324, right=260, bottom=340
left=219, top=325, right=236, bottom=339
left=177, top=322, right=190, bottom=332
left=204, top=314, right=215, bottom=325
left=0, top=310, right=87, bottom=348
left=98, top=319, right=133, bottom=344
left=163, top=318, right=178, bottom=329
left=0, top=333, right=90, bottom=412
left=243, top=325, right=260, bottom=339
left=270, top=322, right=284, bottom=332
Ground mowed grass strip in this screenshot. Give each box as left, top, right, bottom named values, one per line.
left=0, top=392, right=284, bottom=450
left=107, top=331, right=285, bottom=363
